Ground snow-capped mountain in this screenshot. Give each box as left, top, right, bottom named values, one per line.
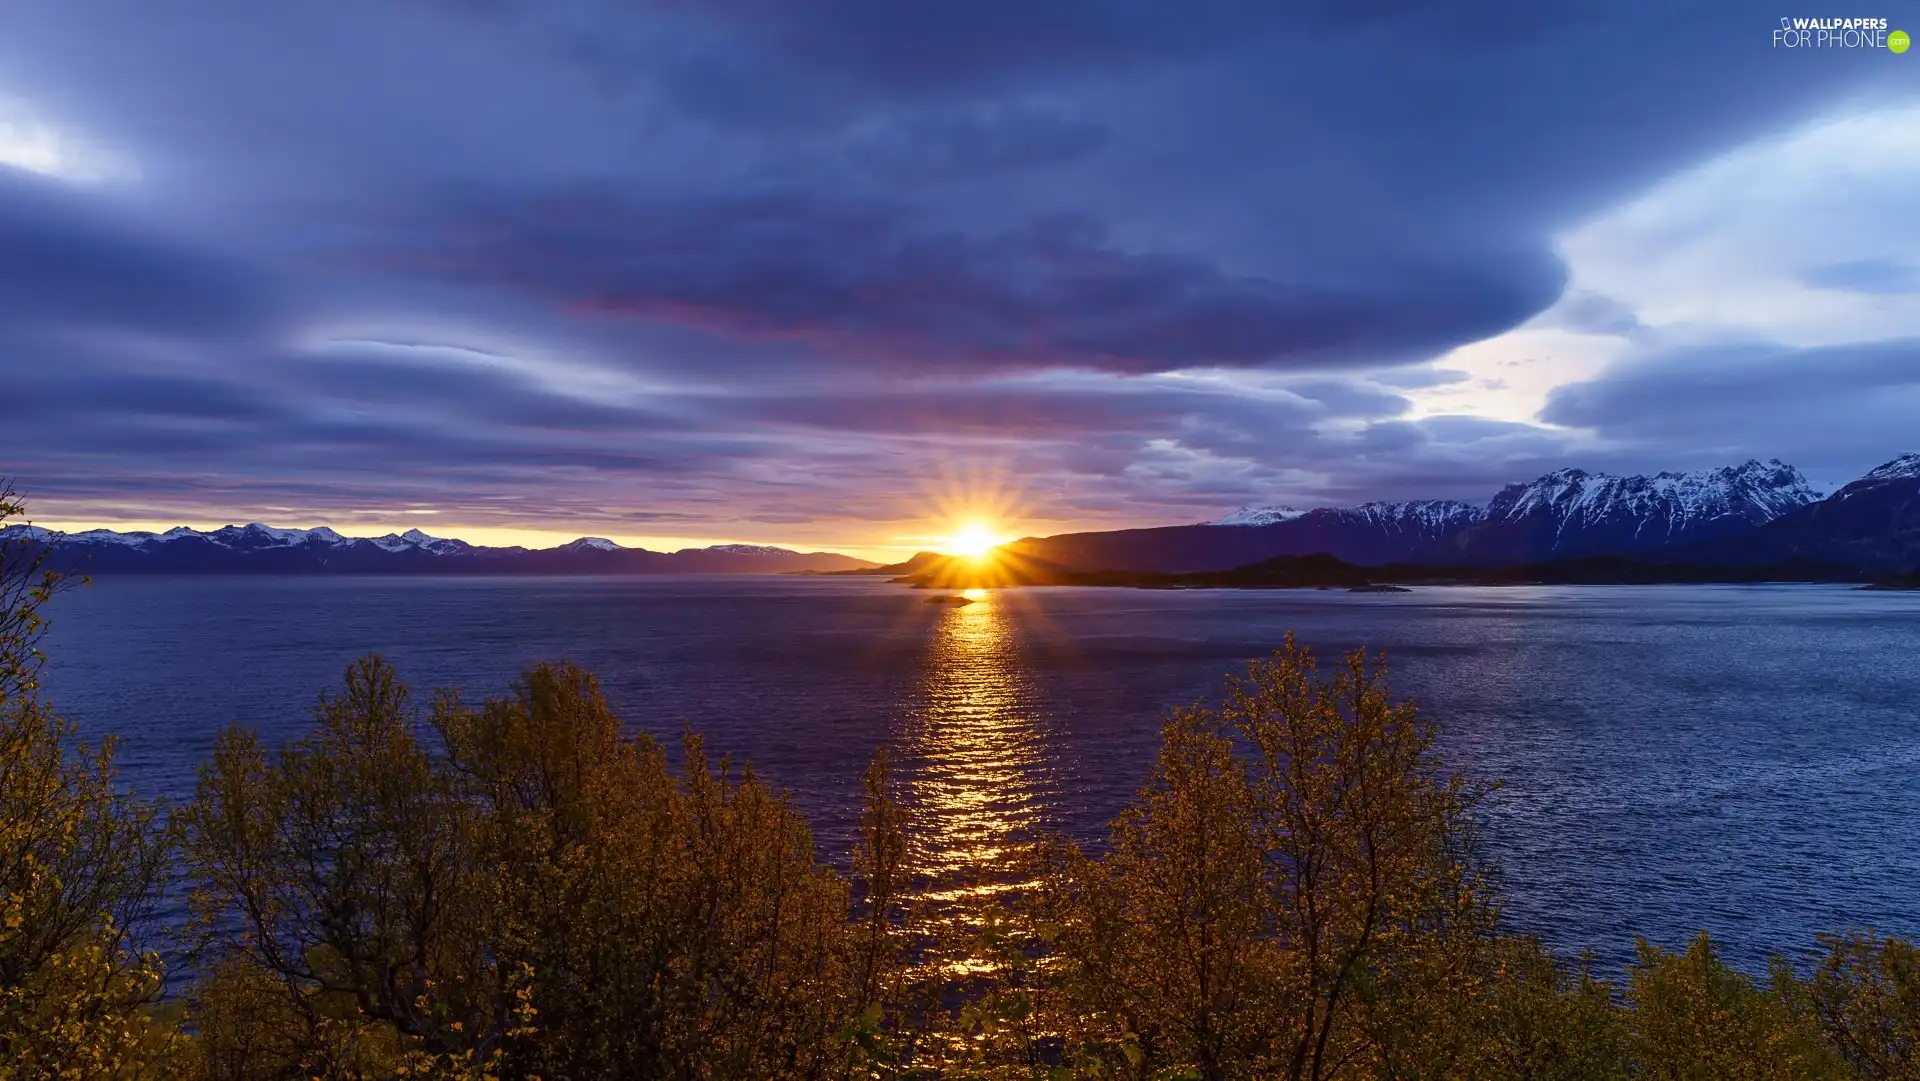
left=1214, top=501, right=1480, bottom=531
left=1011, top=459, right=1830, bottom=572
left=1335, top=500, right=1486, bottom=533
left=0, top=523, right=875, bottom=575
left=1839, top=452, right=1920, bottom=493
left=3, top=522, right=469, bottom=554
left=1676, top=453, right=1920, bottom=573
left=1212, top=505, right=1306, bottom=526
left=368, top=528, right=476, bottom=556
left=1456, top=459, right=1822, bottom=562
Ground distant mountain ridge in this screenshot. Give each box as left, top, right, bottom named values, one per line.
left=1665, top=453, right=1920, bottom=572
left=1451, top=458, right=1822, bottom=563
left=1009, top=457, right=1920, bottom=574
left=1211, top=505, right=1305, bottom=526
left=0, top=522, right=876, bottom=575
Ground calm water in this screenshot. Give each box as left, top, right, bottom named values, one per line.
left=37, top=575, right=1920, bottom=971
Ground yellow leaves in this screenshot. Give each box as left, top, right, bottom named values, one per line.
left=173, top=655, right=902, bottom=1080
left=1036, top=637, right=1494, bottom=1080
left=1626, top=934, right=1843, bottom=1080
left=0, top=941, right=176, bottom=1081
left=0, top=525, right=175, bottom=1081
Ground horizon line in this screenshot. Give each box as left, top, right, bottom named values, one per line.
left=17, top=518, right=920, bottom=563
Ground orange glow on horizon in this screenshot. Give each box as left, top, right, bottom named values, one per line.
left=27, top=452, right=1060, bottom=565
left=25, top=519, right=907, bottom=561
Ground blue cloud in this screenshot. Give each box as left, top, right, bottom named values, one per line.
left=1800, top=259, right=1920, bottom=295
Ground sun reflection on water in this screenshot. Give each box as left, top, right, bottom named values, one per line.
left=902, top=590, right=1054, bottom=972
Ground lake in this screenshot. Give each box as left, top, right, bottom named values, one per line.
left=37, top=575, right=1920, bottom=971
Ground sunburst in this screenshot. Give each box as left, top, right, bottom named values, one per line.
left=943, top=521, right=1009, bottom=559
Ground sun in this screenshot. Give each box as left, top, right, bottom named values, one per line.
left=944, top=521, right=1008, bottom=560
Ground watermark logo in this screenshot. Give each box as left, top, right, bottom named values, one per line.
left=1773, top=16, right=1906, bottom=49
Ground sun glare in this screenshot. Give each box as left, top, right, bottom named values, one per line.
left=944, top=522, right=1008, bottom=559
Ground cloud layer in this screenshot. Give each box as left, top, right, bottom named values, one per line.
left=0, top=0, right=1914, bottom=546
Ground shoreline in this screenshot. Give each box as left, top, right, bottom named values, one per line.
left=877, top=552, right=1913, bottom=592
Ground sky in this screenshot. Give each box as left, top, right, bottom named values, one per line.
left=1, top=2, right=1917, bottom=559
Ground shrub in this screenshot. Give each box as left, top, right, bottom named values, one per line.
left=1041, top=635, right=1494, bottom=1081
left=1789, top=932, right=1920, bottom=1080
left=0, top=489, right=178, bottom=1079
left=1626, top=934, right=1839, bottom=1080
left=180, top=656, right=904, bottom=1080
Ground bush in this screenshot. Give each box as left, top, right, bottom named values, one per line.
left=1626, top=934, right=1839, bottom=1080
left=1470, top=935, right=1628, bottom=1081
left=1039, top=635, right=1494, bottom=1081
left=1789, top=932, right=1920, bottom=1080
left=179, top=656, right=903, bottom=1080
left=0, top=490, right=178, bottom=1079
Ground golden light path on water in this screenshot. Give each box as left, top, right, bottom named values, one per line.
left=901, top=587, right=1056, bottom=972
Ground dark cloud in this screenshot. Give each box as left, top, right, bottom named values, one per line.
left=728, top=384, right=1308, bottom=437
left=541, top=0, right=1574, bottom=99
left=845, top=105, right=1114, bottom=184
left=1541, top=339, right=1920, bottom=484
left=383, top=187, right=1561, bottom=375
left=0, top=169, right=278, bottom=336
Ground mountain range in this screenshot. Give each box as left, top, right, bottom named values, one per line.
left=7, top=453, right=1916, bottom=579
left=0, top=523, right=877, bottom=575
left=1004, top=455, right=1920, bottom=575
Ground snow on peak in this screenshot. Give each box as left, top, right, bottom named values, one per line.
left=66, top=528, right=162, bottom=547
left=227, top=523, right=313, bottom=545
left=371, top=529, right=456, bottom=553
left=1487, top=459, right=1819, bottom=533
left=1212, top=505, right=1305, bottom=526
left=560, top=537, right=623, bottom=552
left=1857, top=453, right=1920, bottom=484
left=706, top=544, right=796, bottom=555
left=201, top=523, right=365, bottom=549
left=1341, top=500, right=1487, bottom=530
left=1830, top=453, right=1920, bottom=501
left=11, top=521, right=488, bottom=555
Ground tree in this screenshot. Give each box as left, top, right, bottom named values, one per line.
left=1470, top=935, right=1628, bottom=1081
left=182, top=654, right=906, bottom=1080
left=1044, top=635, right=1493, bottom=1081
left=0, top=488, right=178, bottom=1078
left=1626, top=934, right=1840, bottom=1081
left=178, top=655, right=482, bottom=1079
left=1787, top=931, right=1920, bottom=1080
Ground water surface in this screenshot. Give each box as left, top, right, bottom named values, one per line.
left=39, top=575, right=1920, bottom=970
